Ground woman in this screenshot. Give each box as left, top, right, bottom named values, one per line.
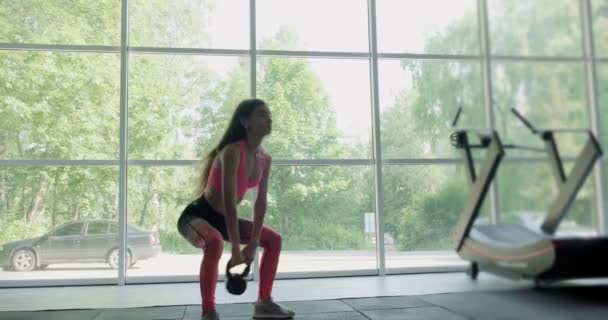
left=177, top=99, right=294, bottom=320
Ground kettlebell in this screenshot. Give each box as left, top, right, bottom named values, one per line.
left=225, top=261, right=251, bottom=295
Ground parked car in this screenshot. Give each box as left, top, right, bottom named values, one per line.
left=0, top=220, right=161, bottom=272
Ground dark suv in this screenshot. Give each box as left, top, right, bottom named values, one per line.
left=0, top=220, right=161, bottom=272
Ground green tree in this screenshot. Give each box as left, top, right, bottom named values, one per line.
left=398, top=180, right=467, bottom=250
left=0, top=0, right=119, bottom=45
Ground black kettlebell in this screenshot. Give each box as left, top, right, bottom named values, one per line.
left=225, top=262, right=251, bottom=295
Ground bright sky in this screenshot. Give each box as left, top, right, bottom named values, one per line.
left=200, top=0, right=477, bottom=142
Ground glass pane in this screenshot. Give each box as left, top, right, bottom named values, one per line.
left=0, top=51, right=120, bottom=160
left=593, top=0, right=608, bottom=57
left=379, top=59, right=484, bottom=159
left=128, top=54, right=249, bottom=160
left=560, top=162, right=598, bottom=236
left=604, top=164, right=608, bottom=222
left=0, top=0, right=120, bottom=45
left=258, top=57, right=372, bottom=159
left=599, top=64, right=608, bottom=143
left=488, top=0, right=582, bottom=56
left=125, top=165, right=375, bottom=277
left=497, top=162, right=597, bottom=237
left=492, top=62, right=588, bottom=157
left=384, top=165, right=472, bottom=269
left=256, top=0, right=368, bottom=52
left=129, top=0, right=249, bottom=49
left=0, top=166, right=118, bottom=280
left=269, top=166, right=376, bottom=273
left=376, top=0, right=479, bottom=55
left=126, top=166, right=253, bottom=278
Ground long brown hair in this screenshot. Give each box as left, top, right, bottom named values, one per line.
left=196, top=98, right=267, bottom=197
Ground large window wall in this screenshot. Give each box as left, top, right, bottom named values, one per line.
left=1, top=0, right=607, bottom=286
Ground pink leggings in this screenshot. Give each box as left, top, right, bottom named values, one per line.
left=182, top=217, right=282, bottom=313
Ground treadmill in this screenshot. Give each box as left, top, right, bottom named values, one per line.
left=450, top=108, right=608, bottom=284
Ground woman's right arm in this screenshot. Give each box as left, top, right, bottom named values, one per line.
left=220, top=144, right=242, bottom=260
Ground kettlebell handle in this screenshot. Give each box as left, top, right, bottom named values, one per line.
left=226, top=261, right=251, bottom=279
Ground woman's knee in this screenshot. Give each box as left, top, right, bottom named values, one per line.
left=199, top=227, right=224, bottom=263
left=260, top=227, right=282, bottom=249
left=203, top=228, right=224, bottom=251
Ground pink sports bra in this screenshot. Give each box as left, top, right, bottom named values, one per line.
left=206, top=140, right=267, bottom=201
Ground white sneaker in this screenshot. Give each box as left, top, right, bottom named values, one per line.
left=253, top=298, right=295, bottom=319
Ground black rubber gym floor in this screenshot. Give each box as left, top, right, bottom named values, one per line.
left=1, top=286, right=606, bottom=320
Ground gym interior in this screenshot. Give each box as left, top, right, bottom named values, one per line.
left=1, top=0, right=608, bottom=319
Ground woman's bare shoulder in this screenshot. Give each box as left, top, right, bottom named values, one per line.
left=217, top=142, right=241, bottom=162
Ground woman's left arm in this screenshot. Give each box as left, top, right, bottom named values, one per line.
left=250, top=154, right=272, bottom=245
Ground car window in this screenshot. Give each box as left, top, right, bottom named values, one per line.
left=107, top=224, right=146, bottom=233
left=53, top=223, right=84, bottom=237
left=108, top=223, right=146, bottom=234
left=87, top=222, right=109, bottom=235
